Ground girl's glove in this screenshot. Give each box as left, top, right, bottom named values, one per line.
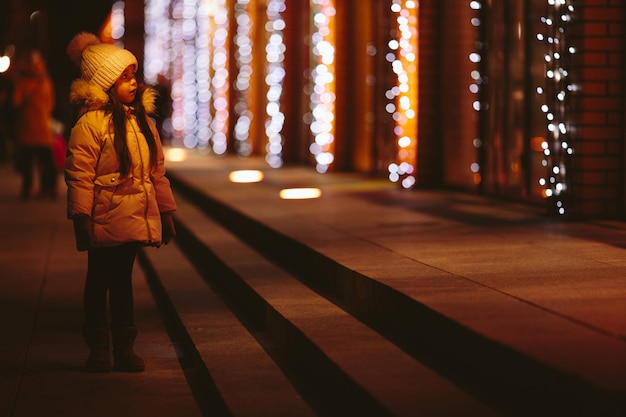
left=161, top=212, right=176, bottom=245
left=72, top=214, right=93, bottom=251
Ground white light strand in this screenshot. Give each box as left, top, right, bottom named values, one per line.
left=265, top=0, right=287, bottom=168
left=157, top=0, right=228, bottom=153
left=537, top=0, right=575, bottom=215
left=168, top=0, right=191, bottom=148
left=469, top=0, right=483, bottom=187
left=209, top=2, right=229, bottom=155
left=195, top=1, right=212, bottom=150
left=111, top=1, right=126, bottom=46
left=233, top=0, right=254, bottom=157
left=143, top=0, right=174, bottom=144
left=387, top=0, right=418, bottom=188
left=309, top=0, right=336, bottom=174
left=144, top=0, right=171, bottom=84
left=182, top=0, right=200, bottom=149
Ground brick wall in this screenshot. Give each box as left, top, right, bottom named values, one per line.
left=570, top=1, right=625, bottom=218
left=415, top=0, right=443, bottom=186
left=429, top=0, right=477, bottom=190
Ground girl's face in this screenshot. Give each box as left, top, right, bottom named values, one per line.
left=113, top=65, right=137, bottom=104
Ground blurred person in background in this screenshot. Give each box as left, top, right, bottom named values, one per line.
left=12, top=50, right=57, bottom=200
left=0, top=73, right=16, bottom=164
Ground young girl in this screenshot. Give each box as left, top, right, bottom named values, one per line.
left=65, top=33, right=177, bottom=372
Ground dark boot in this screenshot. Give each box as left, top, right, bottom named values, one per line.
left=83, top=326, right=112, bottom=372
left=111, top=326, right=145, bottom=372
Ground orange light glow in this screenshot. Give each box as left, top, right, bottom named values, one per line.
left=530, top=136, right=546, bottom=153
left=165, top=147, right=188, bottom=162
left=229, top=170, right=264, bottom=183
left=279, top=188, right=322, bottom=200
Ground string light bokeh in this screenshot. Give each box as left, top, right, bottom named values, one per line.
left=469, top=0, right=483, bottom=187
left=309, top=0, right=336, bottom=174
left=144, top=0, right=171, bottom=84
left=110, top=1, right=126, bottom=44
left=142, top=0, right=576, bottom=212
left=265, top=0, right=287, bottom=168
left=208, top=1, right=230, bottom=155
left=144, top=0, right=229, bottom=153
left=387, top=0, right=418, bottom=189
left=536, top=0, right=575, bottom=215
left=232, top=0, right=253, bottom=157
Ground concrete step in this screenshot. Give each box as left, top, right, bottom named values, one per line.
left=164, top=166, right=626, bottom=417
left=138, top=221, right=317, bottom=417
left=141, top=191, right=502, bottom=417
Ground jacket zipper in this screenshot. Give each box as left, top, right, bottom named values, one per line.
left=128, top=116, right=153, bottom=243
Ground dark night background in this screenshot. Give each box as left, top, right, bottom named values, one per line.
left=1, top=0, right=113, bottom=128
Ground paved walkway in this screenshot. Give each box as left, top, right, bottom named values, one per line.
left=1, top=149, right=626, bottom=416
left=0, top=162, right=201, bottom=417
left=167, top=151, right=626, bottom=414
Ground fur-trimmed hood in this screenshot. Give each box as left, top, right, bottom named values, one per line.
left=69, top=78, right=157, bottom=116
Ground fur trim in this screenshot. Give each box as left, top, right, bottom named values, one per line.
left=69, top=79, right=109, bottom=109
left=67, top=32, right=100, bottom=67
left=142, top=87, right=157, bottom=115
left=69, top=79, right=159, bottom=116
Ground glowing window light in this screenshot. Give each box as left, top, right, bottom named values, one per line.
left=265, top=0, right=287, bottom=168
left=536, top=0, right=575, bottom=215
left=309, top=0, right=336, bottom=174
left=229, top=170, right=264, bottom=183
left=387, top=0, right=418, bottom=188
left=279, top=188, right=322, bottom=200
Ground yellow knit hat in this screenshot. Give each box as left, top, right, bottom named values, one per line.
left=67, top=32, right=137, bottom=93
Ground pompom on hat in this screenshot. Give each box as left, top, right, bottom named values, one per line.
left=66, top=32, right=137, bottom=93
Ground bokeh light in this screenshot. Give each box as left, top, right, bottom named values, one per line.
left=387, top=0, right=418, bottom=188
left=309, top=0, right=336, bottom=174
left=536, top=0, right=575, bottom=215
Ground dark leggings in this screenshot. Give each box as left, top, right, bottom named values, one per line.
left=17, top=145, right=57, bottom=199
left=84, top=243, right=139, bottom=328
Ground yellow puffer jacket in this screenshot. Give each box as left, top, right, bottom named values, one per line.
left=65, top=82, right=177, bottom=248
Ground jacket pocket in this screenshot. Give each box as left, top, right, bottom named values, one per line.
left=94, top=172, right=125, bottom=187
left=92, top=173, right=127, bottom=223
